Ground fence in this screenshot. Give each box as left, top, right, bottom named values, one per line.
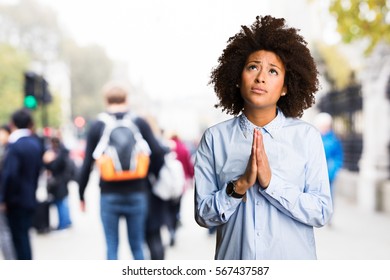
left=317, top=84, right=363, bottom=172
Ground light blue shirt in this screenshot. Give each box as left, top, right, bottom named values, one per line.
left=194, top=110, right=333, bottom=260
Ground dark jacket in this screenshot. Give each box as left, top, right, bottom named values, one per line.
left=0, top=134, right=44, bottom=210
left=45, top=144, right=72, bottom=201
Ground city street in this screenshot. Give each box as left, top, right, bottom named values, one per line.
left=3, top=170, right=390, bottom=260
left=31, top=171, right=216, bottom=260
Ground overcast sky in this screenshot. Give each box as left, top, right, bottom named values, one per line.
left=32, top=0, right=337, bottom=101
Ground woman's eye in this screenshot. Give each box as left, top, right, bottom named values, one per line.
left=247, top=65, right=257, bottom=70
left=269, top=69, right=278, bottom=75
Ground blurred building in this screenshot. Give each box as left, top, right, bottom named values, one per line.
left=316, top=43, right=390, bottom=214
left=358, top=43, right=390, bottom=213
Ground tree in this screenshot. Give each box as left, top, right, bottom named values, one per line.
left=0, top=0, right=113, bottom=128
left=0, top=44, right=29, bottom=124
left=0, top=0, right=62, bottom=61
left=315, top=43, right=353, bottom=90
left=61, top=39, right=113, bottom=120
left=0, top=0, right=63, bottom=129
left=329, top=0, right=390, bottom=54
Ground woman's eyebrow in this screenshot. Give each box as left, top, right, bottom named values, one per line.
left=247, top=60, right=283, bottom=70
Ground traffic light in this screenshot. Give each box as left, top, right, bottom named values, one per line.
left=24, top=72, right=38, bottom=109
left=23, top=72, right=52, bottom=109
left=40, top=78, right=52, bottom=104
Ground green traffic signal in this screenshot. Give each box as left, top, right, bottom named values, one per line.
left=24, top=95, right=38, bottom=109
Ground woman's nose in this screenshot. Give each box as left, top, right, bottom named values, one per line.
left=255, top=70, right=265, bottom=83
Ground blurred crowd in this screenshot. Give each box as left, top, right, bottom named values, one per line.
left=0, top=80, right=343, bottom=261
left=0, top=84, right=195, bottom=260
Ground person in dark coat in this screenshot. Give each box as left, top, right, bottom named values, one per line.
left=43, top=136, right=73, bottom=230
left=0, top=108, right=44, bottom=259
left=0, top=124, right=16, bottom=259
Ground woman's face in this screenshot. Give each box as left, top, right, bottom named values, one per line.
left=240, top=50, right=286, bottom=113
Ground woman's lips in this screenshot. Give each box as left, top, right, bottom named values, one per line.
left=251, top=87, right=267, bottom=94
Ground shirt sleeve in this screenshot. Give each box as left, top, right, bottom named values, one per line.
left=260, top=128, right=333, bottom=227
left=77, top=120, right=103, bottom=201
left=194, top=129, right=243, bottom=228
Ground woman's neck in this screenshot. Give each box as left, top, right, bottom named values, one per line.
left=243, top=107, right=277, bottom=127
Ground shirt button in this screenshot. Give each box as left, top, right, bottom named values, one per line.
left=257, top=232, right=260, bottom=237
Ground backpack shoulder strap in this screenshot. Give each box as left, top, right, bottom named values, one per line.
left=92, top=112, right=117, bottom=159
left=121, top=112, right=142, bottom=134
left=122, top=113, right=151, bottom=154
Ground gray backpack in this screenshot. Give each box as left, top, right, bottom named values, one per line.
left=92, top=112, right=151, bottom=181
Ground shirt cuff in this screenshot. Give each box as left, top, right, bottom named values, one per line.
left=260, top=174, right=285, bottom=200
left=217, top=184, right=243, bottom=222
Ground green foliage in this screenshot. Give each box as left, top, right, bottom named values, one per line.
left=0, top=0, right=63, bottom=129
left=330, top=0, right=390, bottom=54
left=0, top=45, right=62, bottom=129
left=0, top=0, right=113, bottom=129
left=0, top=44, right=29, bottom=125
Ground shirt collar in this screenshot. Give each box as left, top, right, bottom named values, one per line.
left=239, top=108, right=285, bottom=139
left=8, top=129, right=31, bottom=143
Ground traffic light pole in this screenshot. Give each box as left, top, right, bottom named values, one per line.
left=42, top=102, right=48, bottom=129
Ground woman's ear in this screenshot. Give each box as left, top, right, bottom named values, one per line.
left=281, top=86, right=287, bottom=96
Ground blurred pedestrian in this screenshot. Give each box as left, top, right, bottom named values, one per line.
left=170, top=134, right=194, bottom=191
left=0, top=109, right=44, bottom=259
left=314, top=112, right=343, bottom=203
left=145, top=180, right=168, bottom=259
left=77, top=82, right=165, bottom=260
left=163, top=133, right=194, bottom=246
left=0, top=124, right=11, bottom=163
left=142, top=125, right=169, bottom=260
left=43, top=136, right=73, bottom=230
left=0, top=124, right=16, bottom=259
left=194, top=15, right=333, bottom=260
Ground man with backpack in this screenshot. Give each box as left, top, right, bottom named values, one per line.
left=77, top=82, right=165, bottom=260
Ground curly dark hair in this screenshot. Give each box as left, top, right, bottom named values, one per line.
left=210, top=15, right=319, bottom=118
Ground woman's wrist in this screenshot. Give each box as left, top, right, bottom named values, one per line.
left=234, top=178, right=250, bottom=195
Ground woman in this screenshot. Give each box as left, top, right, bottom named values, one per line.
left=194, top=15, right=333, bottom=260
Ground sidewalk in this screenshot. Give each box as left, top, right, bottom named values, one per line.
left=315, top=195, right=390, bottom=259
left=4, top=170, right=390, bottom=260
left=30, top=175, right=216, bottom=260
